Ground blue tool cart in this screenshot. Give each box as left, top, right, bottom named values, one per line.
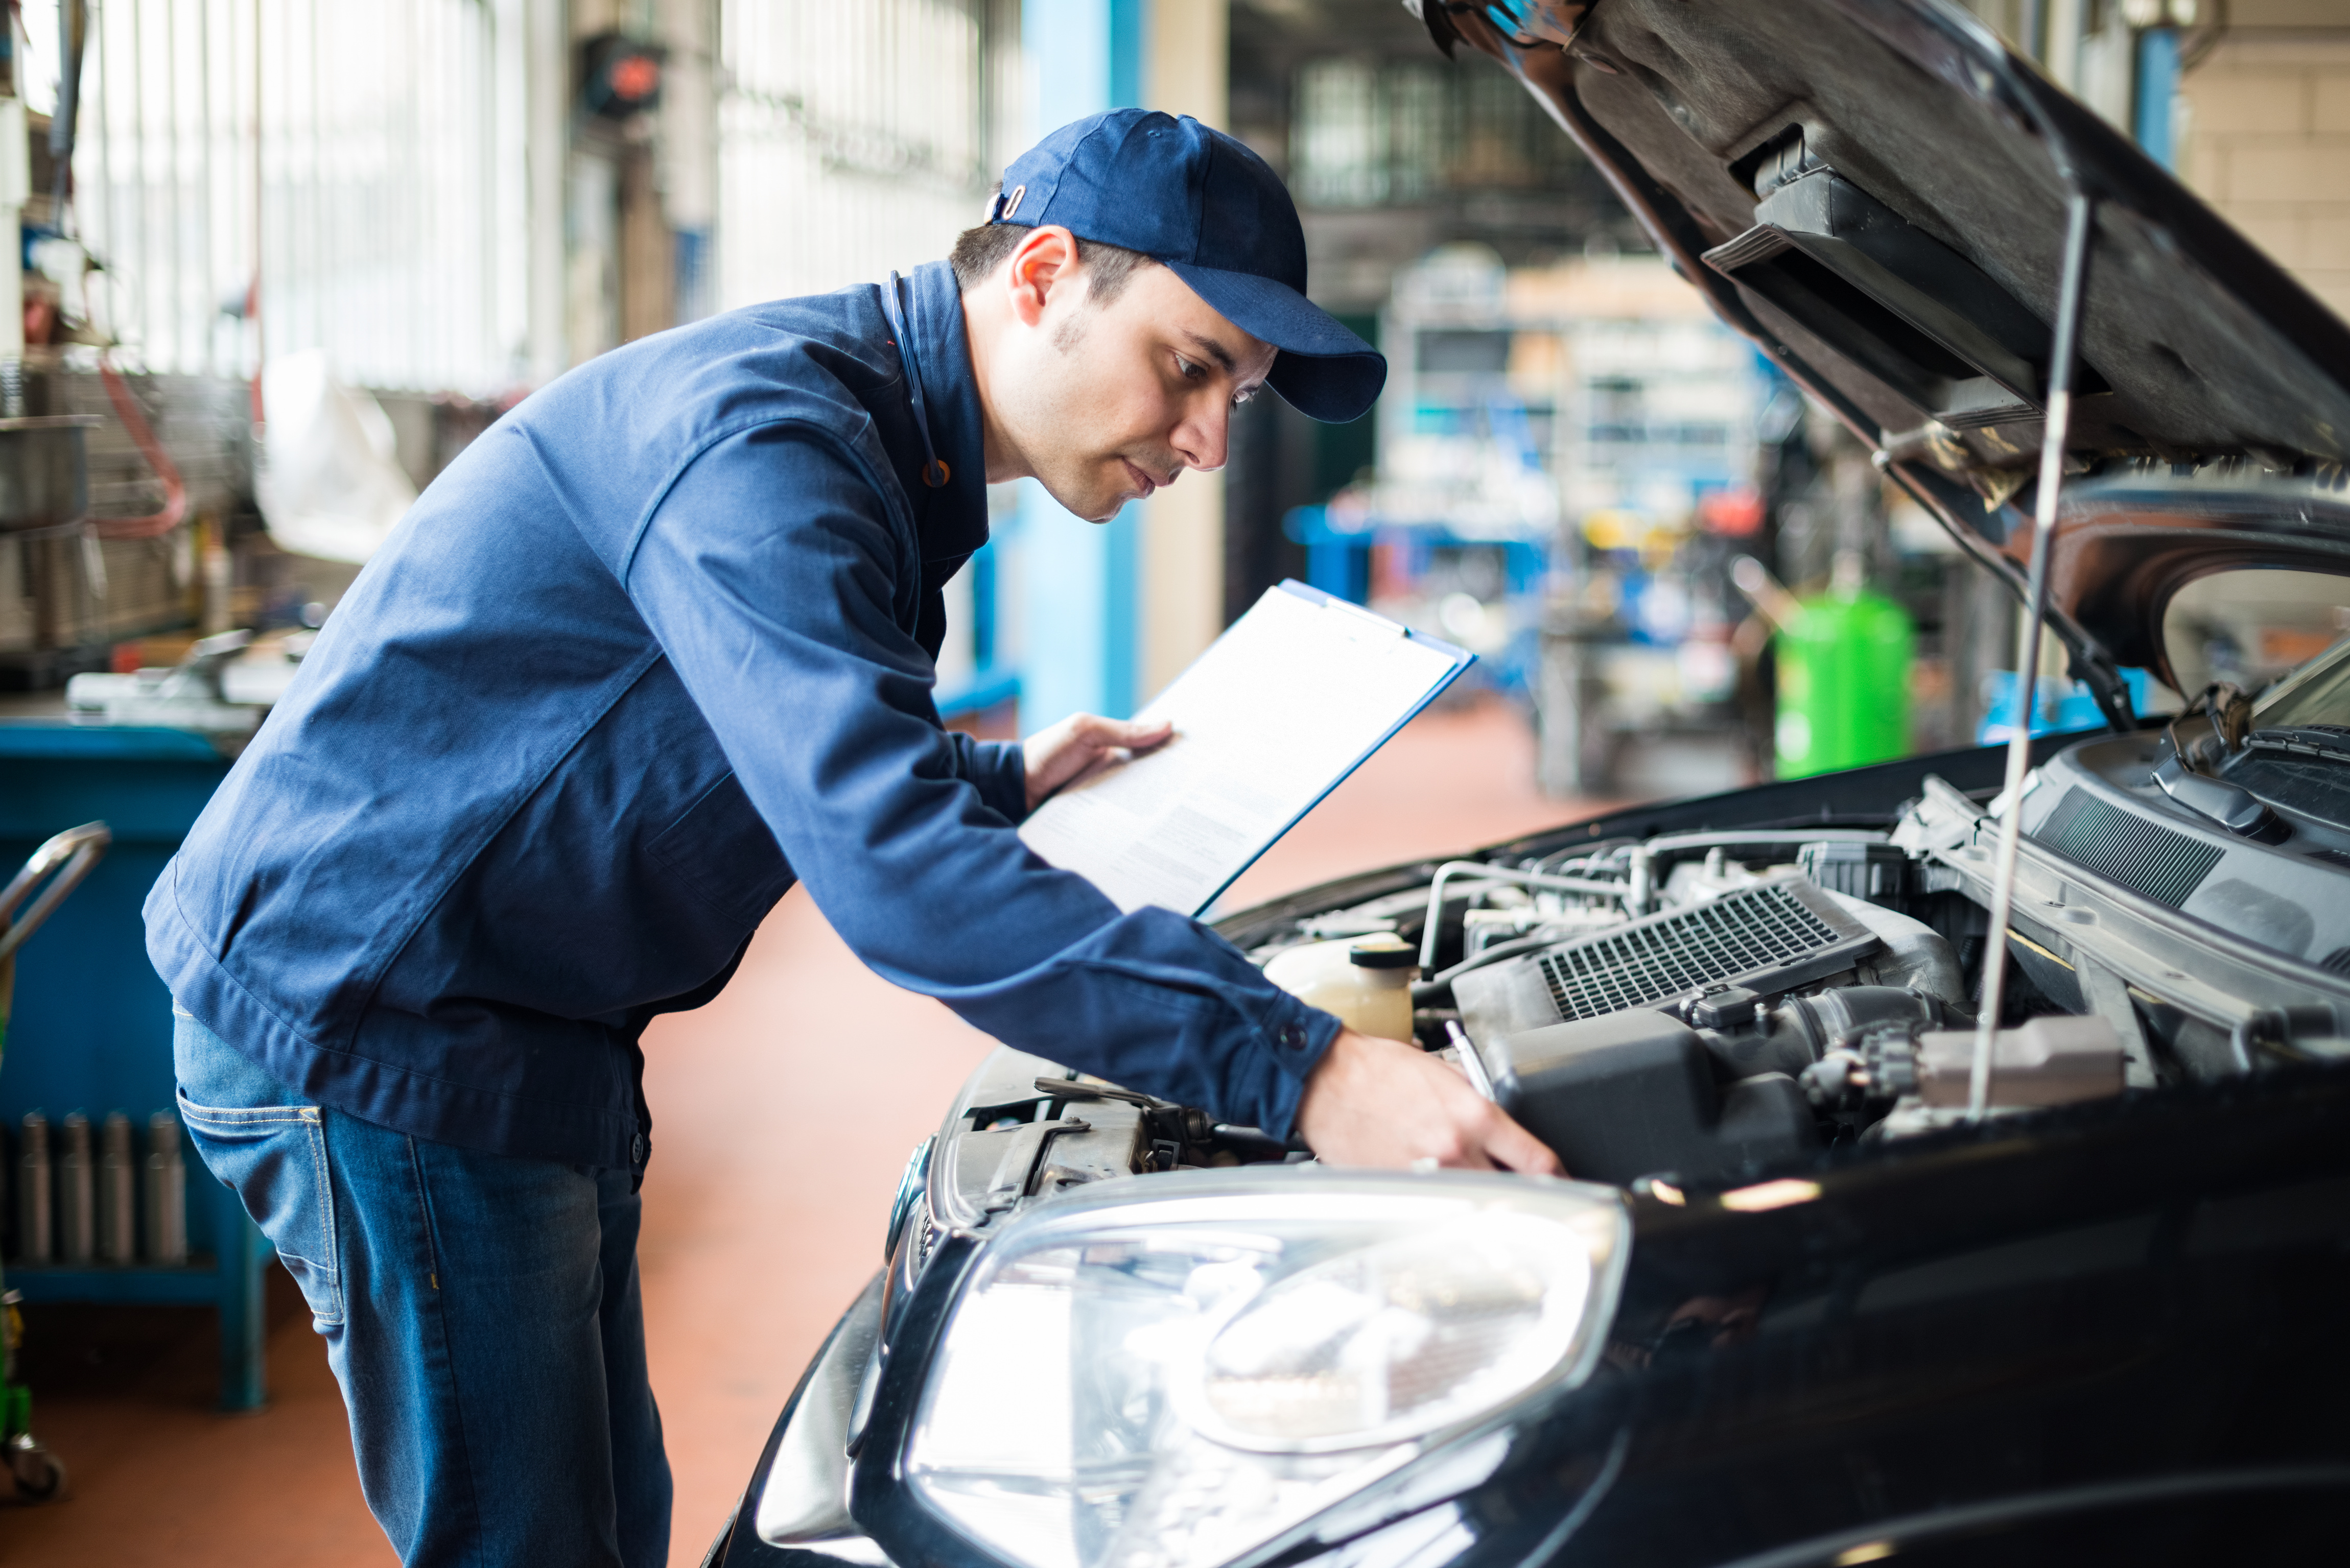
left=0, top=724, right=262, bottom=1411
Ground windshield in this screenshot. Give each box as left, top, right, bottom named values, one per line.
left=2163, top=567, right=2350, bottom=701
left=2253, top=631, right=2350, bottom=731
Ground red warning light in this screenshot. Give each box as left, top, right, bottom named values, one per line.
left=581, top=33, right=666, bottom=120
left=1697, top=486, right=1765, bottom=537
left=609, top=54, right=660, bottom=104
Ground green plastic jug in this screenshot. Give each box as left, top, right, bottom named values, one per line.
left=1774, top=583, right=1913, bottom=778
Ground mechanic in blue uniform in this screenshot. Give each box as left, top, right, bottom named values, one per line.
left=148, top=110, right=1558, bottom=1566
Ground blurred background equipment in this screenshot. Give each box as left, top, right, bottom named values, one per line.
left=1284, top=242, right=1769, bottom=798
left=1218, top=1, right=2012, bottom=803
left=1740, top=550, right=1916, bottom=779
left=253, top=353, right=417, bottom=567
left=1219, top=0, right=2350, bottom=802
left=1517, top=256, right=1764, bottom=798
left=0, top=819, right=109, bottom=1504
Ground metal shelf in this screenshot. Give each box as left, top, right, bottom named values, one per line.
left=0, top=724, right=264, bottom=1409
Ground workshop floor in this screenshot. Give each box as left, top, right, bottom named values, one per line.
left=4, top=693, right=1599, bottom=1565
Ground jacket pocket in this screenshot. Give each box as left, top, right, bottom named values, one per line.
left=179, top=1093, right=345, bottom=1329
left=644, top=770, right=796, bottom=926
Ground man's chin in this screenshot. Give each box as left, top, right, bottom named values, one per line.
left=1036, top=479, right=1130, bottom=525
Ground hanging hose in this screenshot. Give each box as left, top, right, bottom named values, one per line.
left=89, top=354, right=190, bottom=540
left=41, top=0, right=190, bottom=543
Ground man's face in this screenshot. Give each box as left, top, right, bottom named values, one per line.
left=985, top=235, right=1279, bottom=524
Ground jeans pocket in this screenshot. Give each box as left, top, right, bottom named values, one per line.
left=179, top=1093, right=345, bottom=1328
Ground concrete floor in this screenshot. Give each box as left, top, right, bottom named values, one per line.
left=4, top=694, right=1600, bottom=1564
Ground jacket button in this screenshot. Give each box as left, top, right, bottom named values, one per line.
left=631, top=1133, right=648, bottom=1165
left=1277, top=1025, right=1306, bottom=1050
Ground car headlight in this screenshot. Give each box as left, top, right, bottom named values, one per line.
left=903, top=1172, right=1628, bottom=1568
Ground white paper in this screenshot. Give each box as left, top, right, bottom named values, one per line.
left=1018, top=586, right=1462, bottom=915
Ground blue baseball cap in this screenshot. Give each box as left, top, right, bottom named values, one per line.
left=987, top=109, right=1387, bottom=424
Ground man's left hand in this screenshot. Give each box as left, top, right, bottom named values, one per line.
left=1022, top=712, right=1173, bottom=814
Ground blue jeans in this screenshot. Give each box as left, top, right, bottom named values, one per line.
left=173, top=1009, right=672, bottom=1566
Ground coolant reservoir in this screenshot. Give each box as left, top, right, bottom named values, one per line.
left=1262, top=934, right=1418, bottom=1041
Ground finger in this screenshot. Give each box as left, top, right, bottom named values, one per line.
left=1095, top=728, right=1170, bottom=762
left=1482, top=1111, right=1565, bottom=1177
left=1081, top=714, right=1171, bottom=750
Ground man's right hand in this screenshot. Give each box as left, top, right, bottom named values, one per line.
left=1296, top=1028, right=1564, bottom=1175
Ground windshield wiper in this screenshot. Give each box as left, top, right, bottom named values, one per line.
left=2154, top=683, right=2289, bottom=841
left=2153, top=751, right=2284, bottom=839
left=2243, top=725, right=2350, bottom=765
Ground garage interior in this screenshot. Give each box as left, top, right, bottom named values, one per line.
left=2, top=2, right=2346, bottom=1562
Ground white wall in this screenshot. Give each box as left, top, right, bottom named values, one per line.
left=2178, top=32, right=2350, bottom=322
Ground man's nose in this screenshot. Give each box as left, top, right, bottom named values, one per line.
left=1172, top=397, right=1232, bottom=475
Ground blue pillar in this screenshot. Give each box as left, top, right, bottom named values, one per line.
left=1015, top=0, right=1148, bottom=727
left=2135, top=28, right=2180, bottom=172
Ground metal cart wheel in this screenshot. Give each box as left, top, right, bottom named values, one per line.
left=6, top=1433, right=67, bottom=1501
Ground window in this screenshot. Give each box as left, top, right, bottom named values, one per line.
left=717, top=0, right=991, bottom=310
left=27, top=0, right=524, bottom=393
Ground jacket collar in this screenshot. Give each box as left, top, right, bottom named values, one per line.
left=895, top=260, right=991, bottom=564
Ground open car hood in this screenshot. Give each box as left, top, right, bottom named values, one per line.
left=1417, top=0, right=2350, bottom=710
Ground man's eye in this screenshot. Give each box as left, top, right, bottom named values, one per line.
left=1176, top=355, right=1204, bottom=380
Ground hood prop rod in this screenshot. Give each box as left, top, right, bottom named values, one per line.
left=1970, top=189, right=2097, bottom=1121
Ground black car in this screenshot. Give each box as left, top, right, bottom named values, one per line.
left=707, top=2, right=2350, bottom=1563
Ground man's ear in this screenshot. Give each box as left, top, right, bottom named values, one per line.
left=1005, top=225, right=1080, bottom=328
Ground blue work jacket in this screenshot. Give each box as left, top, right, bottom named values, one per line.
left=147, top=261, right=1341, bottom=1177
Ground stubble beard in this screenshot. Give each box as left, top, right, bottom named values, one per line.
left=1030, top=306, right=1181, bottom=521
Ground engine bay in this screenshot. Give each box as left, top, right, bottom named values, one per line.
left=918, top=720, right=2350, bottom=1228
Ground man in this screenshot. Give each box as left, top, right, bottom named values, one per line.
left=149, top=110, right=1558, bottom=1566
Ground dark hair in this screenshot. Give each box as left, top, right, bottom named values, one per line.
left=948, top=220, right=1159, bottom=307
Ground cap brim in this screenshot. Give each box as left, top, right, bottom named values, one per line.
left=1164, top=262, right=1387, bottom=423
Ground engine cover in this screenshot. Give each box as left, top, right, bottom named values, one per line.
left=1474, top=1008, right=1818, bottom=1184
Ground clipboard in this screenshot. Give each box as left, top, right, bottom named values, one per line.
left=1017, top=579, right=1474, bottom=917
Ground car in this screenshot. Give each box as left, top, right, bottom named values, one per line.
left=703, top=2, right=2350, bottom=1564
